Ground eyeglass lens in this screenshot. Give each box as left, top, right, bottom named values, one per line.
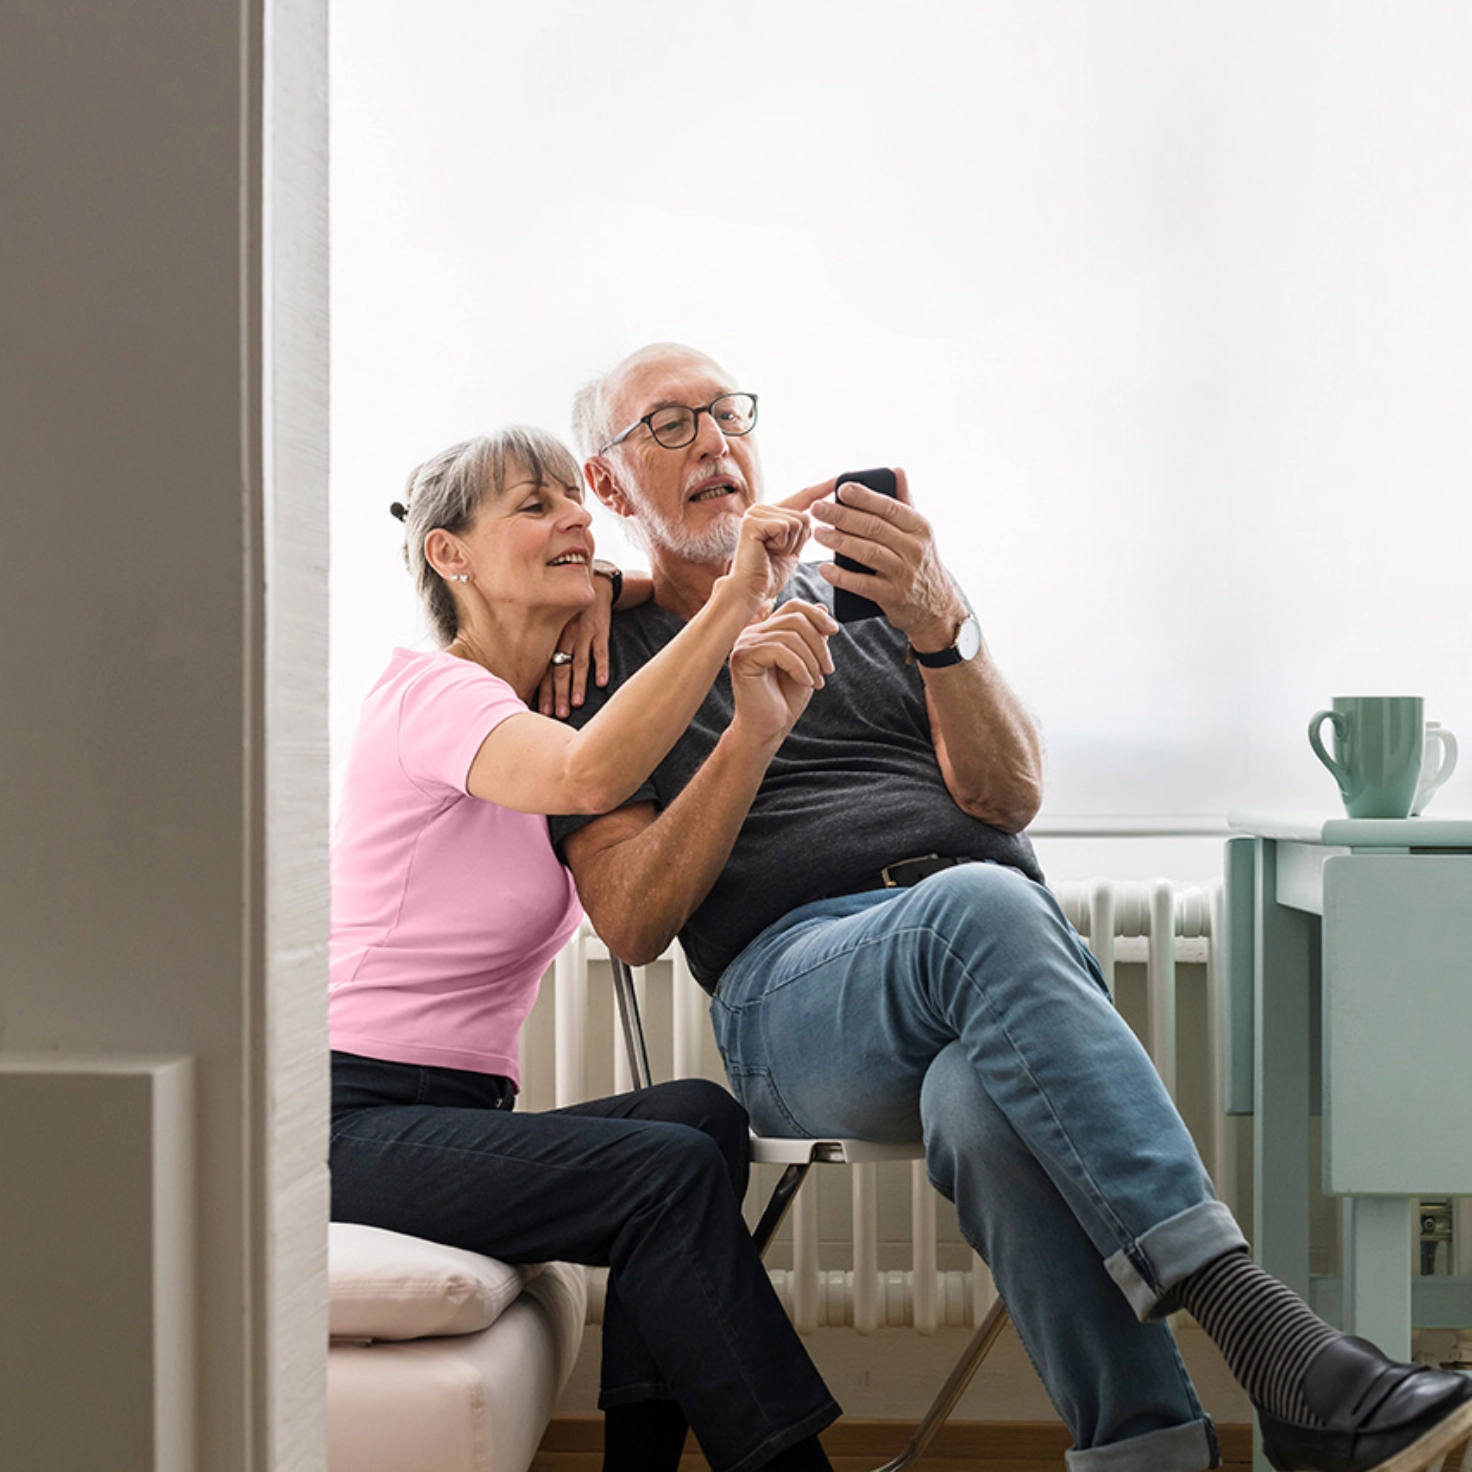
left=649, top=394, right=757, bottom=448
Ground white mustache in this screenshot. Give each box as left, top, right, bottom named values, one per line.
left=682, top=459, right=744, bottom=498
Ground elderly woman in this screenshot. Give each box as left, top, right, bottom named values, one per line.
left=329, top=426, right=841, bottom=1472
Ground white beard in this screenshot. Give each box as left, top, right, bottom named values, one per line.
left=631, top=501, right=742, bottom=565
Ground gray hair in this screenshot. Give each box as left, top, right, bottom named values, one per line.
left=571, top=342, right=725, bottom=462
left=392, top=425, right=583, bottom=646
left=570, top=374, right=614, bottom=461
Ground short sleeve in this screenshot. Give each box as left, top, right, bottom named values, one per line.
left=395, top=658, right=529, bottom=796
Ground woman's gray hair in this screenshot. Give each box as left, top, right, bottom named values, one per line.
left=393, top=426, right=583, bottom=647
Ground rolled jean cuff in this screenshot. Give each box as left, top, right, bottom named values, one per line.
left=717, top=1399, right=842, bottom=1472
left=1065, top=1415, right=1220, bottom=1472
left=1104, top=1201, right=1249, bottom=1321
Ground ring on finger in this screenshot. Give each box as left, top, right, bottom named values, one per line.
left=550, top=651, right=574, bottom=667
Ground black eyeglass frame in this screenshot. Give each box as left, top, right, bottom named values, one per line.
left=597, top=392, right=759, bottom=455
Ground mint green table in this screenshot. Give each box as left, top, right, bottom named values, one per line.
left=1224, top=813, right=1472, bottom=1374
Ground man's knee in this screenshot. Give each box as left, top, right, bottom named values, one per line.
left=923, top=861, right=1055, bottom=933
left=908, top=863, right=1104, bottom=1002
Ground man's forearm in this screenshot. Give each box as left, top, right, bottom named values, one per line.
left=922, top=648, right=1043, bottom=833
left=565, top=722, right=779, bottom=965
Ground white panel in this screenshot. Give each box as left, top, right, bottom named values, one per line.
left=554, top=932, right=587, bottom=1107
left=852, top=1165, right=878, bottom=1335
left=264, top=0, right=332, bottom=1462
left=0, top=1057, right=193, bottom=1471
left=0, top=1, right=328, bottom=1466
left=911, top=1159, right=938, bottom=1334
left=792, top=1189, right=819, bottom=1334
left=672, top=948, right=705, bottom=1080
left=1147, top=880, right=1177, bottom=1094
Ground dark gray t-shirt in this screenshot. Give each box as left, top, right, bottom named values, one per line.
left=549, top=566, right=1043, bottom=988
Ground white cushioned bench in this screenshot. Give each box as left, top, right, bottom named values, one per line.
left=327, top=1223, right=586, bottom=1472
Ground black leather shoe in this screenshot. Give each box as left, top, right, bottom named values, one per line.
left=1258, top=1335, right=1472, bottom=1472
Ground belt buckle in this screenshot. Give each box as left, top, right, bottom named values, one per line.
left=880, top=853, right=942, bottom=889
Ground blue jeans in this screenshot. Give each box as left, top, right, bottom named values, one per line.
left=330, top=1054, right=839, bottom=1472
left=710, top=864, right=1246, bottom=1472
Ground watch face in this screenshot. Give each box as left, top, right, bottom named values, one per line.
left=957, top=615, right=982, bottom=662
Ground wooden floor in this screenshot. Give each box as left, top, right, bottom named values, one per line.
left=531, top=1418, right=1257, bottom=1470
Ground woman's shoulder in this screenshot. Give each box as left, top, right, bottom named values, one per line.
left=357, top=650, right=527, bottom=798
left=382, top=647, right=519, bottom=705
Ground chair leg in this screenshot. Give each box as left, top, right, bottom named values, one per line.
left=870, top=1296, right=1011, bottom=1472
left=609, top=957, right=653, bottom=1091
left=753, top=1162, right=811, bottom=1256
left=604, top=946, right=1009, bottom=1465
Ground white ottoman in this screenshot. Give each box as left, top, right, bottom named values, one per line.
left=327, top=1223, right=587, bottom=1472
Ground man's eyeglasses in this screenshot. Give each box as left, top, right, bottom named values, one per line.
left=598, top=393, right=758, bottom=454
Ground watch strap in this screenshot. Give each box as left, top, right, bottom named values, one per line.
left=911, top=641, right=965, bottom=668
left=910, top=613, right=980, bottom=668
left=591, top=559, right=623, bottom=607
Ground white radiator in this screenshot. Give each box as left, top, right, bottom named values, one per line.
left=520, top=877, right=1227, bottom=1333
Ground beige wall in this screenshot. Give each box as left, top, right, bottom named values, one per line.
left=0, top=1, right=327, bottom=1466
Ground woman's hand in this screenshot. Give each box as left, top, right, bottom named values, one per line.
left=723, top=495, right=821, bottom=610
left=537, top=574, right=615, bottom=718
left=728, top=599, right=837, bottom=750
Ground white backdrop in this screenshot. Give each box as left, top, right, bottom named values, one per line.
left=331, top=0, right=1472, bottom=879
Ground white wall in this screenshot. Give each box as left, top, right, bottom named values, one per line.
left=0, top=0, right=328, bottom=1466
left=331, top=0, right=1472, bottom=879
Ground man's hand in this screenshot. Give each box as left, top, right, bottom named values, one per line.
left=808, top=468, right=967, bottom=650
left=729, top=599, right=837, bottom=749
left=809, top=468, right=1042, bottom=830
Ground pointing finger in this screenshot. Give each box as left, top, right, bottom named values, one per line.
left=772, top=477, right=837, bottom=513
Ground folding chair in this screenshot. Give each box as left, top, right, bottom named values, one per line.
left=609, top=954, right=1011, bottom=1472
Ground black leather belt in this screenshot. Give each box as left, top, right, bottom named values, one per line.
left=850, top=853, right=976, bottom=894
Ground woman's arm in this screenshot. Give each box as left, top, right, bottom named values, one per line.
left=535, top=569, right=656, bottom=718
left=468, top=504, right=836, bottom=816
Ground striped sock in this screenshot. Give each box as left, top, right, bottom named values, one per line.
left=1171, top=1249, right=1339, bottom=1425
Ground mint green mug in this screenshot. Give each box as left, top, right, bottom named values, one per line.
left=1308, top=696, right=1425, bottom=819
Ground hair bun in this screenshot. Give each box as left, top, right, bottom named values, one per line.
left=389, top=501, right=409, bottom=522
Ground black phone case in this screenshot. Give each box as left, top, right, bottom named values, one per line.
left=833, top=467, right=899, bottom=623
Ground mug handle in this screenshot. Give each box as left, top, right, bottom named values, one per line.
left=1308, top=709, right=1352, bottom=797
left=1414, top=727, right=1459, bottom=814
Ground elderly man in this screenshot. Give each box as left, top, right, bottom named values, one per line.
left=550, top=342, right=1472, bottom=1472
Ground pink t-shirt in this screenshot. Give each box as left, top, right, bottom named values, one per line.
left=329, top=648, right=581, bottom=1084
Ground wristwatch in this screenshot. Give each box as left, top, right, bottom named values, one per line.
left=910, top=614, right=982, bottom=668
left=591, top=559, right=623, bottom=607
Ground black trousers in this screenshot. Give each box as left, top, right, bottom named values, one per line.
left=329, top=1052, right=839, bottom=1472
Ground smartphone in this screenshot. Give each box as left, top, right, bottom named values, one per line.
left=832, top=467, right=899, bottom=623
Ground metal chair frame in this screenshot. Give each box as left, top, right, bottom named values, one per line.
left=609, top=954, right=1010, bottom=1472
